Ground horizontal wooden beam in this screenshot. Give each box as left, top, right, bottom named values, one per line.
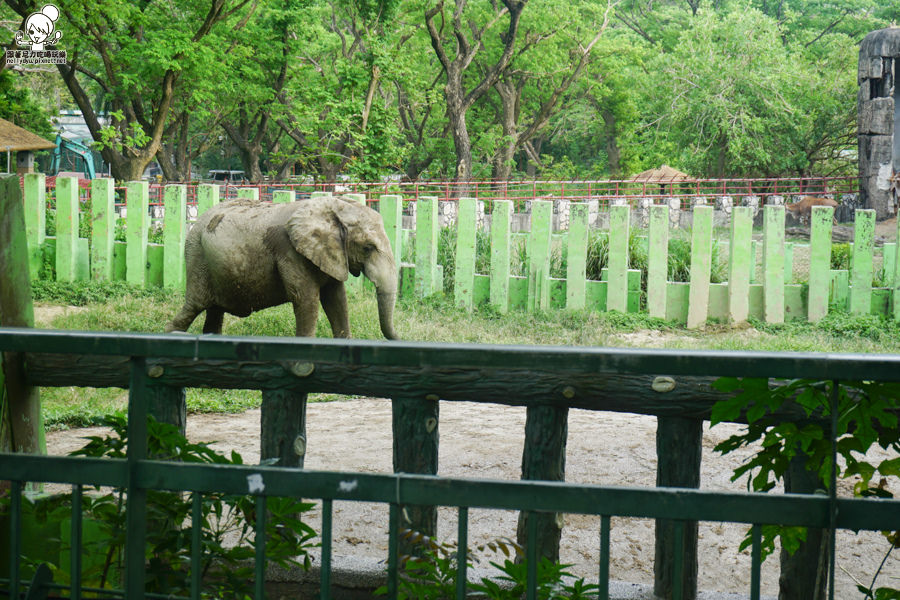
left=25, top=352, right=829, bottom=424
left=4, top=328, right=900, bottom=381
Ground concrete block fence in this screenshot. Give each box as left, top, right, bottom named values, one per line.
left=21, top=173, right=899, bottom=327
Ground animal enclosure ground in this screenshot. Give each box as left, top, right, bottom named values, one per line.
left=46, top=398, right=900, bottom=598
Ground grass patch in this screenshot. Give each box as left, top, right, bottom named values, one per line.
left=32, top=279, right=173, bottom=307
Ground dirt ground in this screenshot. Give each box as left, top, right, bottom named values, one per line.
left=45, top=398, right=900, bottom=598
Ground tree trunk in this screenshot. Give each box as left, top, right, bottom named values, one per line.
left=239, top=144, right=264, bottom=183
left=491, top=79, right=518, bottom=181
left=449, top=108, right=473, bottom=185
left=602, top=109, right=621, bottom=177
left=114, top=156, right=153, bottom=183
left=525, top=136, right=544, bottom=178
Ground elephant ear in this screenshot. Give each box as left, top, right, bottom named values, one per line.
left=286, top=198, right=349, bottom=281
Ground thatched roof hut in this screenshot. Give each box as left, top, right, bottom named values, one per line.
left=0, top=118, right=55, bottom=174
left=628, top=165, right=692, bottom=182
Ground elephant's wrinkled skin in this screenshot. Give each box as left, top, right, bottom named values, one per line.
left=165, top=196, right=398, bottom=339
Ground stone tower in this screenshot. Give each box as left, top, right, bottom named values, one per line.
left=858, top=28, right=900, bottom=220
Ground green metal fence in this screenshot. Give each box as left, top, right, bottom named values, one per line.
left=2, top=328, right=900, bottom=599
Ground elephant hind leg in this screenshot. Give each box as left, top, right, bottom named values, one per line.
left=203, top=307, right=224, bottom=334
left=165, top=303, right=204, bottom=332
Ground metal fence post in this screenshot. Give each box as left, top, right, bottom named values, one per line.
left=126, top=357, right=150, bottom=599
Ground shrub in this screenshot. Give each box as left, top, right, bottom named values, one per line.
left=2, top=416, right=316, bottom=598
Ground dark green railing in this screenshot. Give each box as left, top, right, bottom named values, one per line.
left=2, top=327, right=900, bottom=600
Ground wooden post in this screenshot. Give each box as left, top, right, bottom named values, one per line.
left=146, top=384, right=187, bottom=435
left=91, top=178, right=115, bottom=281
left=126, top=181, right=149, bottom=287
left=687, top=205, right=713, bottom=329
left=779, top=454, right=827, bottom=600
left=455, top=198, right=477, bottom=310
left=517, top=404, right=568, bottom=562
left=762, top=205, right=786, bottom=323
left=415, top=197, right=439, bottom=297
left=607, top=205, right=630, bottom=312
left=566, top=203, right=588, bottom=310
left=647, top=205, right=669, bottom=319
left=528, top=201, right=552, bottom=311
left=163, top=185, right=186, bottom=290
left=490, top=200, right=512, bottom=313
left=261, top=389, right=307, bottom=468
left=850, top=209, right=875, bottom=315
left=654, top=416, right=702, bottom=600
left=0, top=175, right=44, bottom=454
left=728, top=206, right=753, bottom=324
left=808, top=206, right=834, bottom=322
left=55, top=176, right=79, bottom=282
left=23, top=173, right=46, bottom=279
left=392, top=397, right=439, bottom=554
left=198, top=183, right=221, bottom=213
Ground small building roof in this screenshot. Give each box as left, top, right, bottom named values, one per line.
left=629, top=165, right=692, bottom=182
left=0, top=118, right=56, bottom=152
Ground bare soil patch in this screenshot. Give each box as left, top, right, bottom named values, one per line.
left=45, top=398, right=899, bottom=597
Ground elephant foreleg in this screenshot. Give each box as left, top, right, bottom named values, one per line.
left=293, top=295, right=321, bottom=337
left=320, top=281, right=350, bottom=338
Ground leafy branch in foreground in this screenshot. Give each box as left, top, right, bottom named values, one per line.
left=4, top=416, right=317, bottom=599
left=711, top=377, right=900, bottom=597
left=375, top=529, right=598, bottom=600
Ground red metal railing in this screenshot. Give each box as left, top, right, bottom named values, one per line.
left=24, top=175, right=858, bottom=212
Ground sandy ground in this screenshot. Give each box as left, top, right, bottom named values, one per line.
left=45, top=398, right=900, bottom=598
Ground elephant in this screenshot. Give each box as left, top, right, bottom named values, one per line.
left=165, top=195, right=399, bottom=339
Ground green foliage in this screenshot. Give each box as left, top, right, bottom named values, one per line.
left=32, top=279, right=172, bottom=306
left=831, top=243, right=852, bottom=270
left=9, top=0, right=895, bottom=180
left=3, top=416, right=316, bottom=597
left=375, top=530, right=597, bottom=600
left=711, top=376, right=900, bottom=593
left=0, top=70, right=54, bottom=140
left=435, top=225, right=494, bottom=295
left=94, top=111, right=152, bottom=156
left=749, top=312, right=900, bottom=344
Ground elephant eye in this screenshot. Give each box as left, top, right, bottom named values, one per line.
left=364, top=244, right=376, bottom=254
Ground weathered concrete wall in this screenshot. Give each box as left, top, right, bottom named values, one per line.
left=858, top=28, right=900, bottom=220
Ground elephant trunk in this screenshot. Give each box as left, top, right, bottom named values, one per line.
left=376, top=290, right=399, bottom=340
left=367, top=252, right=399, bottom=340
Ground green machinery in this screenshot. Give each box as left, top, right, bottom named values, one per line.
left=49, top=133, right=97, bottom=179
